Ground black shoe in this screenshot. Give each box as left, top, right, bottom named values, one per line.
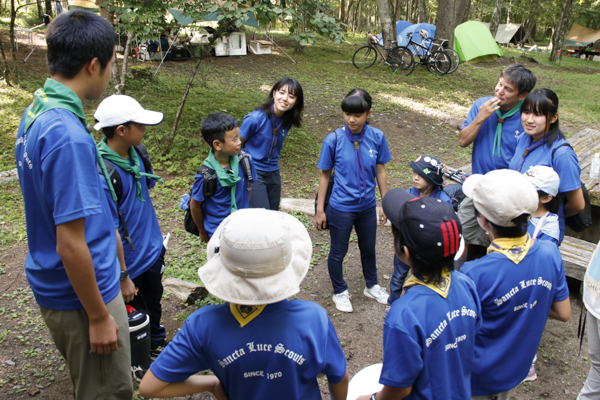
left=150, top=339, right=170, bottom=359
left=132, top=365, right=148, bottom=382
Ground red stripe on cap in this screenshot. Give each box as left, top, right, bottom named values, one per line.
left=446, top=221, right=456, bottom=254
left=441, top=222, right=450, bottom=257
left=451, top=220, right=459, bottom=252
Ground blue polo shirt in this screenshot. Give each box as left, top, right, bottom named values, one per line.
left=15, top=107, right=120, bottom=310
left=462, top=97, right=525, bottom=174
left=508, top=136, right=581, bottom=243
left=318, top=125, right=392, bottom=212
left=240, top=110, right=289, bottom=172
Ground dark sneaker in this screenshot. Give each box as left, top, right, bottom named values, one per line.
left=131, top=365, right=148, bottom=382
left=150, top=339, right=170, bottom=359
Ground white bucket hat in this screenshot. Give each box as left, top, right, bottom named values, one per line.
left=462, top=169, right=538, bottom=227
left=93, top=95, right=164, bottom=130
left=198, top=209, right=312, bottom=305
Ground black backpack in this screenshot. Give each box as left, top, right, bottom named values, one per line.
left=552, top=143, right=592, bottom=232
left=442, top=183, right=466, bottom=212
left=98, top=144, right=153, bottom=250
left=184, top=150, right=253, bottom=236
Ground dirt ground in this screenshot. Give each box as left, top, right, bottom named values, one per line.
left=0, top=32, right=596, bottom=400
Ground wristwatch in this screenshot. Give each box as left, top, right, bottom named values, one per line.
left=120, top=270, right=129, bottom=281
left=371, top=393, right=378, bottom=400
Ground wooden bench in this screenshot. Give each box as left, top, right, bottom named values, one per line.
left=560, top=236, right=595, bottom=281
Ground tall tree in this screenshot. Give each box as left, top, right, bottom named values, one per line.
left=45, top=0, right=52, bottom=16
left=436, top=0, right=456, bottom=45
left=549, top=0, right=575, bottom=62
left=455, top=0, right=471, bottom=25
left=489, top=0, right=503, bottom=38
left=417, top=0, right=426, bottom=22
left=377, top=0, right=395, bottom=43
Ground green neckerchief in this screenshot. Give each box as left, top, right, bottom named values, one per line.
left=492, top=100, right=523, bottom=157
left=202, top=149, right=240, bottom=213
left=23, top=79, right=115, bottom=199
left=97, top=137, right=164, bottom=202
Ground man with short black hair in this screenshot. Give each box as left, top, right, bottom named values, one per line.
left=15, top=10, right=133, bottom=399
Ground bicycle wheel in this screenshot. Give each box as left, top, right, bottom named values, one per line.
left=427, top=50, right=451, bottom=75
left=388, top=46, right=414, bottom=75
left=407, top=43, right=424, bottom=65
left=353, top=45, right=377, bottom=69
left=444, top=49, right=460, bottom=74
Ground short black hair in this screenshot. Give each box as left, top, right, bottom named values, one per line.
left=256, top=77, right=304, bottom=129
left=521, top=88, right=564, bottom=147
left=391, top=224, right=454, bottom=285
left=100, top=122, right=131, bottom=139
left=539, top=190, right=561, bottom=214
left=341, top=88, right=372, bottom=114
left=46, top=10, right=116, bottom=79
left=201, top=112, right=239, bottom=149
left=500, top=64, right=536, bottom=96
left=474, top=206, right=529, bottom=238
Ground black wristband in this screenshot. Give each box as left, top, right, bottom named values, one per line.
left=371, top=393, right=377, bottom=400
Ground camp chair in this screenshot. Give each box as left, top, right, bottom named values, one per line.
left=17, top=14, right=51, bottom=63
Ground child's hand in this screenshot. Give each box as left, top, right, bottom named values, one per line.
left=200, top=231, right=210, bottom=243
left=379, top=208, right=387, bottom=225
left=315, top=210, right=327, bottom=231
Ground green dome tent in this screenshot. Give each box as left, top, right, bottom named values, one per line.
left=454, top=21, right=503, bottom=63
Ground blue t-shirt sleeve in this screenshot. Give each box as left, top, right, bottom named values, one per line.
left=149, top=314, right=210, bottom=383
left=376, top=133, right=392, bottom=165
left=461, top=100, right=482, bottom=130
left=380, top=323, right=422, bottom=388
left=191, top=174, right=206, bottom=202
left=551, top=246, right=570, bottom=302
left=42, top=141, right=103, bottom=225
left=240, top=113, right=259, bottom=141
left=320, top=319, right=347, bottom=384
left=317, top=133, right=336, bottom=171
left=553, top=147, right=581, bottom=193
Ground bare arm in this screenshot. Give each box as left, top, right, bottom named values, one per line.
left=356, top=385, right=412, bottom=400
left=564, top=188, right=585, bottom=217
left=376, top=164, right=388, bottom=225
left=116, top=227, right=136, bottom=303
left=315, top=170, right=331, bottom=231
left=139, top=370, right=228, bottom=399
left=56, top=218, right=119, bottom=355
left=190, top=198, right=209, bottom=243
left=328, top=370, right=349, bottom=400
left=458, top=97, right=500, bottom=147
left=549, top=298, right=571, bottom=322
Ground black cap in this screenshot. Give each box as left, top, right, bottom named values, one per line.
left=410, top=154, right=444, bottom=186
left=382, top=188, right=462, bottom=263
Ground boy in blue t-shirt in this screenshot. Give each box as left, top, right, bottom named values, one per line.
left=14, top=10, right=133, bottom=399
left=94, top=95, right=169, bottom=365
left=190, top=112, right=257, bottom=243
left=460, top=169, right=571, bottom=398
left=388, top=154, right=453, bottom=306
left=357, top=189, right=481, bottom=400
left=139, top=209, right=348, bottom=400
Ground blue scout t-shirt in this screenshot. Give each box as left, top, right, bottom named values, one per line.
left=461, top=239, right=569, bottom=395
left=240, top=110, right=289, bottom=172
left=191, top=156, right=257, bottom=237
left=150, top=300, right=347, bottom=400
left=381, top=271, right=481, bottom=399
left=462, top=97, right=525, bottom=174
left=317, top=125, right=392, bottom=212
left=408, top=186, right=452, bottom=205
left=103, top=152, right=163, bottom=280
left=15, top=108, right=121, bottom=310
left=509, top=136, right=581, bottom=244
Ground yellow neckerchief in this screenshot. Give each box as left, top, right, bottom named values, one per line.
left=487, top=234, right=533, bottom=264
left=230, top=303, right=267, bottom=328
left=403, top=268, right=451, bottom=298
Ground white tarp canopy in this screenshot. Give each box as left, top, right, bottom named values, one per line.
left=483, top=23, right=525, bottom=44
left=565, top=23, right=600, bottom=47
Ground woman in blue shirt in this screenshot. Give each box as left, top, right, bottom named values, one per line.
left=240, top=77, right=304, bottom=210
left=509, top=88, right=585, bottom=243
left=316, top=89, right=391, bottom=313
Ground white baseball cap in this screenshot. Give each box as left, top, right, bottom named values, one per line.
left=93, top=95, right=164, bottom=130
left=522, top=165, right=560, bottom=197
left=462, top=169, right=538, bottom=227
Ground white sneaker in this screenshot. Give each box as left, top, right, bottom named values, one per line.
left=364, top=285, right=389, bottom=304
left=332, top=290, right=353, bottom=312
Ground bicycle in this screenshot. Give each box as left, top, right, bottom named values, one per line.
left=404, top=30, right=451, bottom=75
left=352, top=31, right=413, bottom=75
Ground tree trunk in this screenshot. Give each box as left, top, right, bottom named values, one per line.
left=377, top=0, right=395, bottom=44
left=114, top=32, right=133, bottom=95
left=417, top=0, right=426, bottom=23
left=36, top=0, right=43, bottom=18
left=356, top=0, right=363, bottom=32
left=395, top=0, right=403, bottom=21
left=44, top=0, right=52, bottom=16
left=489, top=0, right=503, bottom=39
left=0, top=32, right=12, bottom=86
left=340, top=0, right=346, bottom=24
left=455, top=0, right=471, bottom=25
left=520, top=18, right=536, bottom=46
left=9, top=0, right=18, bottom=84
left=407, top=0, right=412, bottom=24
left=549, top=0, right=575, bottom=62
left=436, top=0, right=456, bottom=46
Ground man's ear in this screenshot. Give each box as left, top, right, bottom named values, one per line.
left=518, top=91, right=529, bottom=101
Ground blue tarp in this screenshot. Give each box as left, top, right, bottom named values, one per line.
left=397, top=23, right=436, bottom=48
left=167, top=8, right=259, bottom=29
left=377, top=20, right=413, bottom=45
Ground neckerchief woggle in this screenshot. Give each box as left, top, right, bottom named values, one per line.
left=403, top=268, right=452, bottom=298
left=22, top=78, right=115, bottom=199
left=514, top=134, right=547, bottom=172
left=343, top=124, right=367, bottom=203
left=230, top=303, right=267, bottom=327
left=202, top=149, right=241, bottom=213
left=97, top=137, right=164, bottom=202
left=267, top=105, right=284, bottom=161
left=492, top=100, right=523, bottom=157
left=487, top=234, right=533, bottom=264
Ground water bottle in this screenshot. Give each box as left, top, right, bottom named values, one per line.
left=590, top=153, right=600, bottom=179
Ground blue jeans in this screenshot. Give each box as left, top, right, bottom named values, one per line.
left=326, top=205, right=379, bottom=294
left=388, top=255, right=410, bottom=306
left=249, top=169, right=281, bottom=211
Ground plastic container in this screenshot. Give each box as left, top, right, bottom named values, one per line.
left=128, top=308, right=151, bottom=367
left=228, top=32, right=247, bottom=56
left=248, top=40, right=272, bottom=55
left=590, top=153, right=600, bottom=179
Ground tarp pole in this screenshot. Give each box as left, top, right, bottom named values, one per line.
left=264, top=30, right=296, bottom=64
left=154, top=28, right=180, bottom=77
